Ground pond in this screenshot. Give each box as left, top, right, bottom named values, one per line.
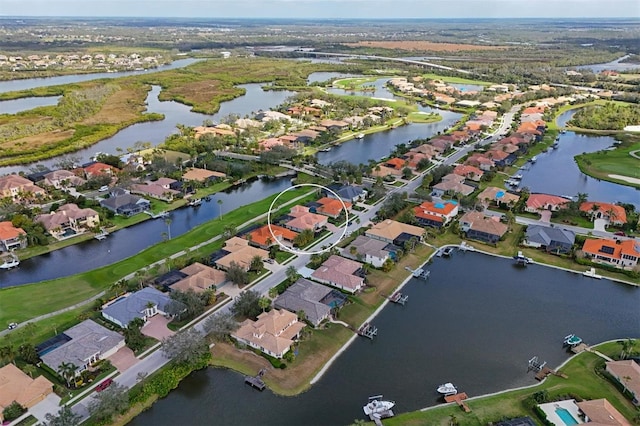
left=0, top=95, right=61, bottom=114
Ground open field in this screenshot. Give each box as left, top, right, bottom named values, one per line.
left=407, top=111, right=443, bottom=123
left=343, top=41, right=508, bottom=52
left=385, top=340, right=640, bottom=426
left=574, top=139, right=640, bottom=188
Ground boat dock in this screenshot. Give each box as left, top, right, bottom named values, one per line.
left=94, top=228, right=109, bottom=240
left=244, top=368, right=266, bottom=391
left=369, top=410, right=394, bottom=426
left=388, top=292, right=408, bottom=305
left=444, top=392, right=471, bottom=412
left=358, top=322, right=378, bottom=339
left=404, top=266, right=430, bottom=280
left=528, top=356, right=567, bottom=381
left=144, top=210, right=170, bottom=219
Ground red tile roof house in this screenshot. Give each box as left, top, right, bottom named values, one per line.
left=245, top=224, right=298, bottom=248
left=314, top=197, right=352, bottom=219
left=83, top=162, right=119, bottom=179
left=405, top=152, right=432, bottom=169
left=259, top=137, right=287, bottom=151
left=579, top=202, right=627, bottom=226
left=465, top=154, right=495, bottom=171
left=525, top=194, right=570, bottom=213
left=414, top=200, right=459, bottom=228
left=605, top=360, right=640, bottom=406
left=0, top=221, right=26, bottom=251
left=311, top=255, right=364, bottom=294
left=385, top=157, right=408, bottom=171
left=582, top=238, right=640, bottom=269
left=285, top=206, right=328, bottom=233
left=454, top=164, right=484, bottom=181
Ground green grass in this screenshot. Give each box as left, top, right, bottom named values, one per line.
left=422, top=73, right=494, bottom=86
left=574, top=140, right=640, bottom=188
left=407, top=111, right=443, bottom=123
left=13, top=415, right=38, bottom=426
left=0, top=188, right=310, bottom=327
left=332, top=76, right=384, bottom=90
left=385, top=341, right=640, bottom=426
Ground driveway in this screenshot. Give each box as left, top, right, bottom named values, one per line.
left=141, top=315, right=175, bottom=340
left=27, top=393, right=61, bottom=424
left=593, top=218, right=607, bottom=232
left=107, top=346, right=138, bottom=372
left=539, top=210, right=552, bottom=223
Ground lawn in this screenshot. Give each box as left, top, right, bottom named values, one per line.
left=0, top=188, right=311, bottom=327
left=407, top=111, right=442, bottom=123
left=332, top=76, right=384, bottom=90
left=385, top=340, right=640, bottom=426
left=574, top=140, right=640, bottom=188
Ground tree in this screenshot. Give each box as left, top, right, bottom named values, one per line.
left=87, top=382, right=128, bottom=423
left=167, top=289, right=205, bottom=321
left=225, top=262, right=249, bottom=286
left=22, top=364, right=37, bottom=378
left=402, top=167, right=413, bottom=180
left=202, top=312, right=238, bottom=342
left=2, top=401, right=25, bottom=421
left=230, top=290, right=261, bottom=319
left=285, top=265, right=300, bottom=283
left=258, top=297, right=271, bottom=313
left=619, top=338, right=636, bottom=359
left=43, top=405, right=82, bottom=426
left=57, top=362, right=78, bottom=388
left=161, top=328, right=209, bottom=365
left=18, top=343, right=39, bottom=364
left=294, top=229, right=315, bottom=247
left=124, top=318, right=146, bottom=352
left=249, top=255, right=264, bottom=272
left=217, top=199, right=223, bottom=220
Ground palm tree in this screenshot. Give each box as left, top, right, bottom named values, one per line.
left=57, top=362, right=78, bottom=388
left=22, top=364, right=37, bottom=378
left=285, top=265, right=299, bottom=283
left=258, top=297, right=271, bottom=312
left=164, top=217, right=172, bottom=240
left=0, top=346, right=15, bottom=366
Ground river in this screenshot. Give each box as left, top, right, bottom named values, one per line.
left=517, top=110, right=640, bottom=208
left=130, top=251, right=640, bottom=426
left=0, top=177, right=292, bottom=288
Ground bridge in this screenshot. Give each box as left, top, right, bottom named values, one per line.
left=302, top=51, right=473, bottom=75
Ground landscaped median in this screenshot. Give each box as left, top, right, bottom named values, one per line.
left=0, top=187, right=313, bottom=329
left=381, top=340, right=640, bottom=426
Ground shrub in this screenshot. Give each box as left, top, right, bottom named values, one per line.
left=2, top=401, right=26, bottom=421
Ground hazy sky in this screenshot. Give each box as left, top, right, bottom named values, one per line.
left=1, top=0, right=638, bottom=19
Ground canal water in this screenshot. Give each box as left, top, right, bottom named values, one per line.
left=130, top=251, right=640, bottom=426
left=517, top=110, right=640, bottom=208
left=0, top=177, right=292, bottom=288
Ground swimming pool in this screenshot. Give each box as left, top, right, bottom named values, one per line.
left=555, top=407, right=580, bottom=425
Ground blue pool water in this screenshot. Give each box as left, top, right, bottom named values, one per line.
left=496, top=191, right=505, bottom=198
left=556, top=408, right=580, bottom=425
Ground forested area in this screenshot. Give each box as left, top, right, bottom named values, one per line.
left=569, top=102, right=640, bottom=130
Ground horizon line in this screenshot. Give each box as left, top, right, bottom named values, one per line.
left=0, top=15, right=637, bottom=20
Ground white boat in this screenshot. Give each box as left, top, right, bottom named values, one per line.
left=355, top=133, right=365, bottom=139
left=437, top=383, right=457, bottom=396
left=530, top=156, right=537, bottom=163
left=0, top=253, right=19, bottom=269
left=512, top=174, right=523, bottom=180
left=563, top=334, right=583, bottom=346
left=363, top=396, right=395, bottom=417
left=188, top=198, right=202, bottom=207
left=320, top=147, right=332, bottom=152
left=583, top=267, right=602, bottom=279
left=513, top=251, right=534, bottom=265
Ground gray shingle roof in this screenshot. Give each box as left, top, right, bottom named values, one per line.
left=345, top=235, right=390, bottom=260
left=273, top=278, right=332, bottom=326
left=102, top=287, right=172, bottom=327
left=525, top=225, right=575, bottom=246
left=41, top=320, right=123, bottom=371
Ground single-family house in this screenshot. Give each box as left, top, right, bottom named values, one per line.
left=0, top=221, right=26, bottom=251
left=285, top=206, right=328, bottom=233
left=83, top=162, right=119, bottom=179
left=477, top=186, right=520, bottom=207
left=130, top=181, right=180, bottom=202
left=366, top=220, right=424, bottom=245
left=255, top=110, right=291, bottom=122
left=582, top=238, right=640, bottom=269
left=293, top=129, right=320, bottom=144
left=259, top=137, right=287, bottom=151
left=232, top=309, right=305, bottom=358
left=102, top=287, right=174, bottom=328
left=577, top=399, right=632, bottom=425
left=326, top=184, right=367, bottom=203
left=413, top=200, right=459, bottom=228
left=525, top=194, right=570, bottom=213
left=343, top=235, right=391, bottom=268
left=170, top=262, right=228, bottom=293
left=0, top=364, right=54, bottom=421
left=523, top=225, right=575, bottom=254
left=385, top=157, right=408, bottom=171
left=100, top=188, right=150, bottom=216
left=579, top=202, right=627, bottom=226
left=370, top=164, right=403, bottom=178
left=311, top=255, right=364, bottom=294
left=36, top=204, right=100, bottom=240
left=314, top=197, right=351, bottom=218
left=606, top=360, right=640, bottom=405
left=453, top=164, right=484, bottom=181
left=0, top=174, right=46, bottom=201
left=431, top=174, right=474, bottom=198
left=319, top=119, right=349, bottom=132
left=459, top=211, right=508, bottom=244
left=246, top=224, right=298, bottom=248
left=43, top=169, right=86, bottom=189
left=215, top=237, right=269, bottom=271
left=465, top=153, right=494, bottom=171
left=39, top=320, right=125, bottom=376
left=274, top=278, right=334, bottom=327
left=182, top=168, right=226, bottom=183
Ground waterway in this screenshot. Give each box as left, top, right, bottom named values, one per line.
left=0, top=177, right=292, bottom=288
left=575, top=55, right=640, bottom=73
left=0, top=96, right=61, bottom=114
left=0, top=58, right=200, bottom=94
left=517, top=110, right=640, bottom=208
left=130, top=251, right=640, bottom=426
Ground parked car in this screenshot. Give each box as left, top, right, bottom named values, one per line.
left=96, top=378, right=113, bottom=392
left=7, top=322, right=17, bottom=330
left=98, top=185, right=109, bottom=192
left=613, top=231, right=626, bottom=237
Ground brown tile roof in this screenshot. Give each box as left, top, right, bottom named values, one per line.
left=0, top=175, right=46, bottom=195
left=170, top=262, right=227, bottom=293
left=477, top=187, right=520, bottom=205
left=0, top=364, right=53, bottom=417
left=460, top=211, right=508, bottom=237
left=606, top=360, right=640, bottom=399
left=453, top=164, right=484, bottom=180
left=366, top=220, right=424, bottom=242
left=232, top=309, right=305, bottom=357
left=385, top=158, right=407, bottom=170
left=576, top=398, right=632, bottom=426
left=182, top=168, right=226, bottom=182
left=84, top=162, right=118, bottom=177
left=286, top=206, right=327, bottom=231
left=311, top=255, right=364, bottom=292
left=216, top=237, right=268, bottom=270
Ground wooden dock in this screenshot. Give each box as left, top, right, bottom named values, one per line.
left=244, top=368, right=267, bottom=391
left=534, top=366, right=568, bottom=381
left=444, top=393, right=470, bottom=412
left=358, top=322, right=378, bottom=339
left=369, top=410, right=394, bottom=426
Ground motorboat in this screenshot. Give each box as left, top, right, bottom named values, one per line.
left=513, top=251, right=533, bottom=265
left=563, top=334, right=583, bottom=346
left=355, top=133, right=365, bottom=139
left=441, top=247, right=455, bottom=257
left=0, top=253, right=19, bottom=269
left=512, top=174, right=523, bottom=180
left=188, top=198, right=202, bottom=207
left=437, top=383, right=457, bottom=396
left=530, top=156, right=537, bottom=163
left=320, top=147, right=332, bottom=152
left=363, top=396, right=395, bottom=417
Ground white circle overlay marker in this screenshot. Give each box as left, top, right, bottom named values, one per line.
left=267, top=183, right=349, bottom=256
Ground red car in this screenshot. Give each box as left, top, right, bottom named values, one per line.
left=96, top=378, right=113, bottom=392
left=614, top=231, right=627, bottom=237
